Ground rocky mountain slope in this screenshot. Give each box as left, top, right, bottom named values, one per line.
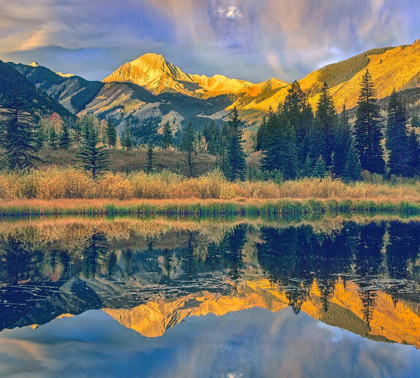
left=0, top=60, right=75, bottom=120
left=5, top=39, right=420, bottom=139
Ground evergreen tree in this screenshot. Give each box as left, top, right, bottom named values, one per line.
left=315, top=82, right=338, bottom=166
left=34, top=121, right=45, bottom=152
left=304, top=123, right=326, bottom=175
left=302, top=155, right=313, bottom=177
left=261, top=107, right=298, bottom=179
left=313, top=155, right=326, bottom=178
left=353, top=70, right=385, bottom=174
left=77, top=118, right=109, bottom=179
left=386, top=90, right=412, bottom=177
left=344, top=143, right=361, bottom=181
left=216, top=124, right=229, bottom=174
left=48, top=126, right=58, bottom=150
left=162, top=122, right=173, bottom=149
left=225, top=107, right=247, bottom=181
left=411, top=114, right=420, bottom=129
left=181, top=122, right=196, bottom=177
left=146, top=144, right=154, bottom=173
left=121, top=129, right=134, bottom=150
left=409, top=129, right=420, bottom=176
left=203, top=121, right=220, bottom=154
left=0, top=94, right=39, bottom=170
left=106, top=121, right=117, bottom=148
left=282, top=81, right=313, bottom=165
left=59, top=122, right=72, bottom=149
left=333, top=105, right=352, bottom=178
left=256, top=115, right=268, bottom=151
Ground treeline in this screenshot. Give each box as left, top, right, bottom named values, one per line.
left=257, top=70, right=420, bottom=181
left=0, top=92, right=247, bottom=180
left=1, top=70, right=420, bottom=184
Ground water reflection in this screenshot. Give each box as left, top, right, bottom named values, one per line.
left=0, top=217, right=419, bottom=376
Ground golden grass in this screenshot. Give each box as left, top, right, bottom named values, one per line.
left=1, top=167, right=420, bottom=201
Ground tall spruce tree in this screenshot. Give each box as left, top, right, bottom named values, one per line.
left=353, top=70, right=385, bottom=174
left=344, top=143, right=361, bottom=181
left=256, top=115, right=268, bottom=151
left=261, top=107, right=298, bottom=179
left=122, top=129, right=134, bottom=150
left=386, top=90, right=412, bottom=177
left=304, top=123, right=326, bottom=176
left=313, top=155, right=327, bottom=178
left=106, top=121, right=117, bottom=148
left=59, top=122, right=71, bottom=149
left=0, top=94, right=39, bottom=170
left=48, top=126, right=58, bottom=150
left=162, top=122, right=173, bottom=149
left=146, top=144, right=154, bottom=173
left=315, top=83, right=338, bottom=166
left=225, top=107, right=246, bottom=181
left=181, top=122, right=196, bottom=177
left=333, top=105, right=352, bottom=178
left=282, top=81, right=313, bottom=165
left=409, top=129, right=420, bottom=176
left=216, top=124, right=230, bottom=174
left=77, top=118, right=109, bottom=179
left=411, top=114, right=420, bottom=129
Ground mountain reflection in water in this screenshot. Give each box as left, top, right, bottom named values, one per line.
left=0, top=217, right=419, bottom=377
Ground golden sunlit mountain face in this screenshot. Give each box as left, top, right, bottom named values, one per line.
left=103, top=278, right=420, bottom=348
left=103, top=53, right=288, bottom=99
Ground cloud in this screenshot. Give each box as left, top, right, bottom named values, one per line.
left=0, top=0, right=419, bottom=82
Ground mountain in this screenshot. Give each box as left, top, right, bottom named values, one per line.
left=104, top=53, right=288, bottom=100
left=5, top=39, right=420, bottom=140
left=104, top=278, right=420, bottom=348
left=9, top=61, right=104, bottom=113
left=242, top=40, right=420, bottom=117
left=0, top=60, right=75, bottom=119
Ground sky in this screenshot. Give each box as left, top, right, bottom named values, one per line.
left=0, top=0, right=419, bottom=82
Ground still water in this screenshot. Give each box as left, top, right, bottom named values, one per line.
left=0, top=217, right=419, bottom=378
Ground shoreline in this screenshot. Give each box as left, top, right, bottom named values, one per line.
left=1, top=198, right=420, bottom=218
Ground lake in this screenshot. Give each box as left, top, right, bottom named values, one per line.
left=0, top=217, right=419, bottom=378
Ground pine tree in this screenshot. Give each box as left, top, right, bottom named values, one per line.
left=411, top=114, right=420, bottom=129
left=386, top=91, right=412, bottom=177
left=59, top=122, right=72, bottom=149
left=282, top=81, right=313, bottom=165
left=146, top=144, right=154, bottom=173
left=315, top=82, right=338, bottom=166
left=333, top=105, right=352, bottom=178
left=353, top=70, right=385, bottom=174
left=344, top=143, right=361, bottom=181
left=106, top=122, right=117, bottom=148
left=409, top=129, right=420, bottom=176
left=302, top=155, right=313, bottom=177
left=162, top=122, right=173, bottom=149
left=261, top=107, right=298, bottom=179
left=225, top=107, right=246, bottom=181
left=34, top=120, right=45, bottom=152
left=181, top=122, right=196, bottom=177
left=77, top=118, right=109, bottom=179
left=48, top=126, right=58, bottom=150
left=0, top=93, right=39, bottom=170
left=121, top=129, right=134, bottom=150
left=305, top=123, right=326, bottom=175
left=256, top=115, right=268, bottom=151
left=313, top=155, right=326, bottom=178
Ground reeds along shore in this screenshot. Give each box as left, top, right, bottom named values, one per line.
left=0, top=168, right=419, bottom=217
left=1, top=167, right=420, bottom=201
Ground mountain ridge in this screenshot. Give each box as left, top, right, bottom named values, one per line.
left=5, top=39, right=420, bottom=141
